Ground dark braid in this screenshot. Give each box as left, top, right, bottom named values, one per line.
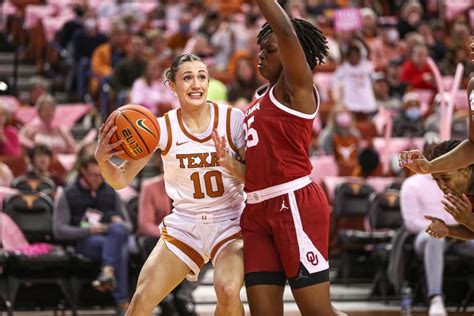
left=257, top=18, right=329, bottom=70
left=165, top=54, right=205, bottom=83
left=429, top=140, right=462, bottom=161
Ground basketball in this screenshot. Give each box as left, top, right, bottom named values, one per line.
left=107, top=104, right=160, bottom=160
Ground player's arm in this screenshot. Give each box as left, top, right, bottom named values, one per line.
left=447, top=225, right=474, bottom=241
left=468, top=76, right=474, bottom=142
left=212, top=130, right=246, bottom=183
left=95, top=119, right=152, bottom=190
left=255, top=0, right=315, bottom=113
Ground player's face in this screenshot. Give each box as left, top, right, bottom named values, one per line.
left=170, top=61, right=209, bottom=108
left=432, top=168, right=471, bottom=196
left=258, top=33, right=283, bottom=84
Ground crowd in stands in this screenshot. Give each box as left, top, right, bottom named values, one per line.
left=0, top=0, right=473, bottom=314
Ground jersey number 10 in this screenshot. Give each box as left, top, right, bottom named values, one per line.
left=190, top=171, right=225, bottom=199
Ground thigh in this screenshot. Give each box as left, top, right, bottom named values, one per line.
left=241, top=203, right=284, bottom=282
left=135, top=239, right=190, bottom=303
left=246, top=285, right=284, bottom=316
left=271, top=183, right=330, bottom=282
left=213, top=239, right=244, bottom=289
left=291, top=281, right=334, bottom=316
left=76, top=235, right=106, bottom=261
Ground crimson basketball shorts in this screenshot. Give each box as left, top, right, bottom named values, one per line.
left=241, top=176, right=330, bottom=289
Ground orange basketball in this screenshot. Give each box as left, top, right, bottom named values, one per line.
left=107, top=104, right=160, bottom=160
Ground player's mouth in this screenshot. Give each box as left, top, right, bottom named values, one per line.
left=257, top=63, right=264, bottom=69
left=188, top=92, right=203, bottom=99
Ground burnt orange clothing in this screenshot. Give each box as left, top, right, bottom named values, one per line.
left=90, top=43, right=113, bottom=94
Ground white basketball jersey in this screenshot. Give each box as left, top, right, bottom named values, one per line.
left=158, top=102, right=245, bottom=215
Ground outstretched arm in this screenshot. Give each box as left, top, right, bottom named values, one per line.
left=212, top=130, right=245, bottom=183
left=255, top=0, right=315, bottom=113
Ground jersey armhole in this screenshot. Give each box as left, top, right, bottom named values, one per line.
left=161, top=113, right=173, bottom=156
left=226, top=106, right=239, bottom=153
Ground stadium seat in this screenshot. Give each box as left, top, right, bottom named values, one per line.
left=333, top=180, right=375, bottom=285
left=10, top=175, right=56, bottom=196
left=2, top=192, right=75, bottom=313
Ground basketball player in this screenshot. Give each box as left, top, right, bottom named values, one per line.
left=214, top=1, right=342, bottom=315
left=400, top=38, right=474, bottom=174
left=95, top=54, right=246, bottom=316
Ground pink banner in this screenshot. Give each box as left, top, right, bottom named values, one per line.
left=334, top=8, right=362, bottom=33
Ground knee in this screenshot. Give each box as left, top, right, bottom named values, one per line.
left=214, top=279, right=241, bottom=303
left=108, top=223, right=129, bottom=239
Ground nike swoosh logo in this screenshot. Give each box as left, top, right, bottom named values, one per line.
left=176, top=141, right=189, bottom=146
left=136, top=119, right=156, bottom=137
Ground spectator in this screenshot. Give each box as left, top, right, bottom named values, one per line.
left=227, top=54, right=262, bottom=104
left=129, top=57, right=177, bottom=116
left=372, top=72, right=401, bottom=111
left=0, top=102, right=21, bottom=157
left=57, top=3, right=86, bottom=49
left=319, top=104, right=360, bottom=176
left=392, top=92, right=425, bottom=137
left=429, top=20, right=447, bottom=63
left=400, top=44, right=435, bottom=90
left=360, top=8, right=378, bottom=45
left=26, top=144, right=65, bottom=187
left=0, top=162, right=13, bottom=187
left=167, top=11, right=193, bottom=52
left=397, top=1, right=423, bottom=39
left=19, top=95, right=77, bottom=155
left=28, top=76, right=50, bottom=106
left=72, top=18, right=108, bottom=63
left=90, top=20, right=128, bottom=97
left=353, top=147, right=381, bottom=177
left=400, top=140, right=474, bottom=316
left=53, top=155, right=131, bottom=315
left=370, top=26, right=405, bottom=71
left=386, top=58, right=407, bottom=99
left=332, top=41, right=378, bottom=116
left=110, top=35, right=148, bottom=107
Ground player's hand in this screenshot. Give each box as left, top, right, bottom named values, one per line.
left=89, top=223, right=108, bottom=234
left=442, top=193, right=473, bottom=227
left=399, top=150, right=432, bottom=174
left=425, top=215, right=449, bottom=239
left=95, top=118, right=124, bottom=163
left=212, top=129, right=232, bottom=169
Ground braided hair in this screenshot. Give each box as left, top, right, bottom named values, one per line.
left=429, top=140, right=462, bottom=161
left=256, top=18, right=329, bottom=71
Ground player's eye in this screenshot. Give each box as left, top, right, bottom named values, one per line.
left=198, top=74, right=208, bottom=81
left=183, top=76, right=192, bottom=81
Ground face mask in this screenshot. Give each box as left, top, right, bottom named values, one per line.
left=335, top=112, right=352, bottom=128
left=405, top=107, right=421, bottom=121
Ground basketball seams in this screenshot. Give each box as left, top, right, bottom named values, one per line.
left=121, top=112, right=152, bottom=155
left=113, top=112, right=129, bottom=158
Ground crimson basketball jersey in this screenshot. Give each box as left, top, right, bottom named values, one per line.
left=244, top=85, right=319, bottom=192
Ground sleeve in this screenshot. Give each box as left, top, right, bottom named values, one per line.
left=400, top=179, right=429, bottom=234
left=156, top=116, right=168, bottom=151
left=230, top=108, right=245, bottom=149
left=114, top=193, right=132, bottom=233
left=53, top=192, right=90, bottom=240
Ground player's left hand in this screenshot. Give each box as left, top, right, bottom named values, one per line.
left=212, top=129, right=232, bottom=169
left=442, top=193, right=473, bottom=227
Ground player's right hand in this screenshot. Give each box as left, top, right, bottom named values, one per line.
left=89, top=223, right=108, bottom=234
left=425, top=215, right=449, bottom=239
left=399, top=149, right=432, bottom=174
left=95, top=118, right=124, bottom=163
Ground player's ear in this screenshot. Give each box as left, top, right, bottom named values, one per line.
left=167, top=81, right=177, bottom=95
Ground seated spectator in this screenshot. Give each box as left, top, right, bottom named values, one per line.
left=370, top=26, right=405, bottom=71
left=56, top=3, right=86, bottom=50
left=318, top=105, right=360, bottom=176
left=400, top=44, right=436, bottom=90
left=352, top=147, right=382, bottom=177
left=386, top=58, right=408, bottom=100
left=129, top=57, right=177, bottom=116
left=67, top=142, right=97, bottom=184
left=372, top=72, right=401, bottom=111
left=392, top=92, right=425, bottom=138
left=19, top=95, right=77, bottom=155
left=53, top=155, right=131, bottom=315
left=110, top=35, right=148, bottom=107
left=26, top=144, right=65, bottom=187
left=332, top=41, right=378, bottom=116
left=401, top=140, right=474, bottom=316
left=0, top=102, right=21, bottom=157
left=397, top=1, right=423, bottom=39
left=227, top=54, right=262, bottom=104
left=90, top=20, right=128, bottom=97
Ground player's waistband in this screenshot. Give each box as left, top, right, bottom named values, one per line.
left=246, top=176, right=312, bottom=204
left=172, top=203, right=244, bottom=223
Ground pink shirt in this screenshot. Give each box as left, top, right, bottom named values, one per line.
left=0, top=126, right=21, bottom=157
left=138, top=175, right=172, bottom=238
left=19, top=118, right=77, bottom=154
left=400, top=173, right=457, bottom=234
left=130, top=78, right=178, bottom=115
